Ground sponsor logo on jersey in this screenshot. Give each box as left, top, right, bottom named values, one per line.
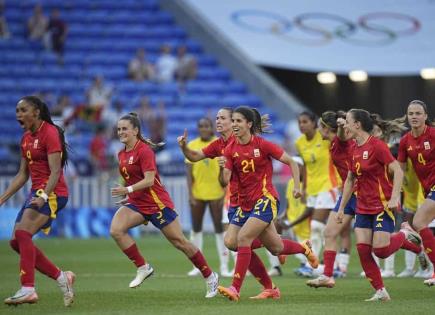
left=424, top=141, right=430, bottom=150
left=363, top=151, right=368, bottom=159
left=254, top=149, right=260, bottom=157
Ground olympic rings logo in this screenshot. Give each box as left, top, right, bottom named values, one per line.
left=231, top=10, right=420, bottom=46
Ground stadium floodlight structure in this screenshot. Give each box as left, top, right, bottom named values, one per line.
left=317, top=72, right=336, bottom=84
left=420, top=68, right=435, bottom=80
left=349, top=70, right=368, bottom=82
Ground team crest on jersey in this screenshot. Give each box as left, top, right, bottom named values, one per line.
left=424, top=141, right=430, bottom=150
left=33, top=139, right=39, bottom=149
left=254, top=149, right=260, bottom=157
left=128, top=156, right=134, bottom=164
left=233, top=152, right=239, bottom=158
left=362, top=151, right=368, bottom=159
left=407, top=146, right=413, bottom=151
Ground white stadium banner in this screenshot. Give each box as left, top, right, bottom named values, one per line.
left=186, top=0, right=435, bottom=75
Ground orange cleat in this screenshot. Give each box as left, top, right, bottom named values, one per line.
left=218, top=286, right=239, bottom=302
left=301, top=240, right=319, bottom=269
left=249, top=287, right=280, bottom=300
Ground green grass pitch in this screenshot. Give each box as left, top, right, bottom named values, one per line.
left=1, top=235, right=434, bottom=315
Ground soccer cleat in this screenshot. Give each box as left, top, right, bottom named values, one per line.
left=333, top=267, right=346, bottom=278
left=414, top=265, right=434, bottom=278
left=401, top=222, right=422, bottom=246
left=267, top=266, right=283, bottom=276
left=249, top=287, right=281, bottom=299
left=217, top=285, right=239, bottom=301
left=205, top=272, right=219, bottom=298
left=417, top=251, right=430, bottom=270
left=294, top=265, right=314, bottom=278
left=4, top=288, right=38, bottom=305
left=423, top=274, right=435, bottom=287
left=397, top=268, right=415, bottom=278
left=187, top=267, right=202, bottom=277
left=220, top=268, right=233, bottom=278
left=129, top=264, right=154, bottom=288
left=306, top=275, right=335, bottom=288
left=365, top=288, right=391, bottom=302
left=57, top=271, right=76, bottom=307
left=360, top=271, right=366, bottom=278
left=300, top=240, right=319, bottom=269
left=380, top=269, right=396, bottom=278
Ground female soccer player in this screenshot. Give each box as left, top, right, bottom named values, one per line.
left=306, top=111, right=355, bottom=288
left=110, top=113, right=218, bottom=298
left=336, top=109, right=421, bottom=301
left=184, top=117, right=226, bottom=276
left=397, top=100, right=435, bottom=286
left=217, top=106, right=318, bottom=301
left=293, top=111, right=340, bottom=274
left=1, top=96, right=75, bottom=306
left=178, top=108, right=277, bottom=297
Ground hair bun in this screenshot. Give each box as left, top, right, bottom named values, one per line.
left=128, top=112, right=138, bottom=118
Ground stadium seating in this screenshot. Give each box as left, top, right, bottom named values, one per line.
left=0, top=0, right=285, bottom=175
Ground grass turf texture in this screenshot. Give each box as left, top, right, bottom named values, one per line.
left=1, top=235, right=434, bottom=315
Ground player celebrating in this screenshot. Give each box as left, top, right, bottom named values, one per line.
left=110, top=112, right=218, bottom=298
left=336, top=109, right=422, bottom=301
left=217, top=106, right=318, bottom=301
left=397, top=100, right=435, bottom=286
left=1, top=96, right=75, bottom=306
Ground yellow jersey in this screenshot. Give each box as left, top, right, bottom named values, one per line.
left=186, top=137, right=225, bottom=200
left=286, top=178, right=310, bottom=240
left=403, top=158, right=425, bottom=212
left=295, top=130, right=339, bottom=196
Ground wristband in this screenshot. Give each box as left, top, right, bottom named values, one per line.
left=36, top=189, right=49, bottom=202
left=127, top=186, right=134, bottom=194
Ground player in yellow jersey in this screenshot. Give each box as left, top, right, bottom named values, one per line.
left=185, top=118, right=227, bottom=276
left=292, top=112, right=340, bottom=276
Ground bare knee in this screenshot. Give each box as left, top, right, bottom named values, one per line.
left=224, top=235, right=237, bottom=251
left=324, top=226, right=338, bottom=241
left=110, top=225, right=126, bottom=240
left=171, top=236, right=190, bottom=251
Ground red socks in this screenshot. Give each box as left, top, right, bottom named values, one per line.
left=323, top=250, right=336, bottom=277
left=232, top=246, right=251, bottom=292
left=357, top=243, right=383, bottom=290
left=373, top=232, right=405, bottom=259
left=189, top=250, right=212, bottom=278
left=401, top=239, right=422, bottom=254
left=248, top=251, right=272, bottom=289
left=123, top=243, right=146, bottom=268
left=10, top=239, right=61, bottom=280
left=420, top=228, right=435, bottom=264
left=251, top=239, right=263, bottom=250
left=280, top=239, right=305, bottom=255
left=15, top=230, right=36, bottom=287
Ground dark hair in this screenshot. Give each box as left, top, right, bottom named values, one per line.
left=320, top=110, right=346, bottom=132
left=233, top=106, right=271, bottom=134
left=370, top=113, right=407, bottom=142
left=407, top=100, right=431, bottom=125
left=21, top=96, right=68, bottom=166
left=298, top=111, right=318, bottom=128
left=197, top=117, right=213, bottom=128
left=119, top=112, right=164, bottom=149
left=349, top=109, right=374, bottom=133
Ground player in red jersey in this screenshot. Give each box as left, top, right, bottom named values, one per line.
left=397, top=100, right=435, bottom=286
left=178, top=108, right=278, bottom=299
left=307, top=110, right=355, bottom=288
left=1, top=96, right=75, bottom=306
left=336, top=109, right=422, bottom=301
left=216, top=106, right=319, bottom=301
left=110, top=113, right=219, bottom=297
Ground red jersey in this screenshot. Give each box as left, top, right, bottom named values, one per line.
left=21, top=121, right=68, bottom=196
left=351, top=136, right=395, bottom=214
left=118, top=141, right=174, bottom=214
left=398, top=126, right=435, bottom=195
left=202, top=134, right=239, bottom=207
left=224, top=135, right=283, bottom=211
left=330, top=136, right=355, bottom=186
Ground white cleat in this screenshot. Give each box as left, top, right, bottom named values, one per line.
left=267, top=266, right=283, bottom=276
left=380, top=269, right=396, bottom=278
left=205, top=272, right=219, bottom=298
left=306, top=275, right=335, bottom=288
left=187, top=267, right=202, bottom=277
left=414, top=266, right=434, bottom=278
left=129, top=264, right=154, bottom=288
left=365, top=288, right=391, bottom=302
left=4, top=288, right=38, bottom=305
left=360, top=271, right=366, bottom=278
left=423, top=276, right=435, bottom=287
left=397, top=268, right=415, bottom=278
left=57, top=271, right=76, bottom=307
left=401, top=222, right=422, bottom=246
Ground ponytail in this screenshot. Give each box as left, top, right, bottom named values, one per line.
left=120, top=112, right=165, bottom=149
